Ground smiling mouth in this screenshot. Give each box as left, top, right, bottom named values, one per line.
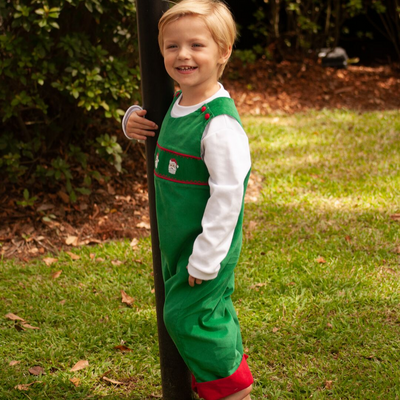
left=177, top=66, right=197, bottom=71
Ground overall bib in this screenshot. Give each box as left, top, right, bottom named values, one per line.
left=154, top=93, right=253, bottom=400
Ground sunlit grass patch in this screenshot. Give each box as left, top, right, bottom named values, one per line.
left=1, top=109, right=400, bottom=399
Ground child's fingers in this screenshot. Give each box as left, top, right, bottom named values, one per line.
left=129, top=110, right=158, bottom=129
left=188, top=275, right=203, bottom=287
left=126, top=128, right=156, bottom=140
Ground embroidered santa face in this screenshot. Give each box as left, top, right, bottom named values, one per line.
left=168, top=158, right=179, bottom=175
left=155, top=153, right=159, bottom=169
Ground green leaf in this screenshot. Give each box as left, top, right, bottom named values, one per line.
left=49, top=22, right=60, bottom=29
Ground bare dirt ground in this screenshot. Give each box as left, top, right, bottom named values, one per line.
left=1, top=59, right=399, bottom=260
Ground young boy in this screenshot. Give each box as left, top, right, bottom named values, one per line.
left=122, top=1, right=253, bottom=399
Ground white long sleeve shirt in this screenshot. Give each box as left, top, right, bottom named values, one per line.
left=122, top=84, right=251, bottom=280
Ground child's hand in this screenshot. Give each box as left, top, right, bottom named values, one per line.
left=188, top=275, right=203, bottom=287
left=126, top=109, right=158, bottom=141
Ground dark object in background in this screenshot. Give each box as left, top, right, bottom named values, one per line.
left=318, top=47, right=349, bottom=68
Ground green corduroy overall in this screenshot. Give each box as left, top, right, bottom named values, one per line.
left=154, top=93, right=250, bottom=385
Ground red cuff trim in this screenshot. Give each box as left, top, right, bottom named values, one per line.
left=192, top=355, right=253, bottom=400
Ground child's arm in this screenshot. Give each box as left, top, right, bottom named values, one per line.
left=187, top=116, right=251, bottom=285
left=122, top=106, right=158, bottom=141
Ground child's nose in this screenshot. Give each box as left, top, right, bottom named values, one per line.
left=177, top=47, right=190, bottom=59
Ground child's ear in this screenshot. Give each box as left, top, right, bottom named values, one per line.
left=219, top=45, right=232, bottom=65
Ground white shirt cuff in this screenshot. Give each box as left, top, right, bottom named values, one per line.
left=122, top=105, right=143, bottom=140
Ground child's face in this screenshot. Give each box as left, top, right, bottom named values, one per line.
left=162, top=15, right=228, bottom=99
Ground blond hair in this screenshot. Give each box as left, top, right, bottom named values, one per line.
left=158, top=0, right=237, bottom=78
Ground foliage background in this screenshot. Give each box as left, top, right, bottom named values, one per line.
left=0, top=0, right=399, bottom=199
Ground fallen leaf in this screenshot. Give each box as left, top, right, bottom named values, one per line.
left=272, top=327, right=279, bottom=333
left=136, top=221, right=150, bottom=230
left=57, top=190, right=70, bottom=203
left=14, top=382, right=42, bottom=391
left=29, top=366, right=45, bottom=376
left=111, top=260, right=124, bottom=266
left=345, top=235, right=352, bottom=243
left=249, top=283, right=267, bottom=289
left=390, top=214, right=400, bottom=221
left=130, top=238, right=139, bottom=248
left=114, top=345, right=132, bottom=352
left=316, top=256, right=326, bottom=264
left=102, top=376, right=124, bottom=385
left=150, top=394, right=162, bottom=398
left=121, top=290, right=135, bottom=306
left=69, top=377, right=80, bottom=387
left=66, top=251, right=80, bottom=260
left=248, top=220, right=258, bottom=230
left=96, top=257, right=105, bottom=262
left=70, top=360, right=89, bottom=372
left=43, top=257, right=58, bottom=266
left=89, top=253, right=96, bottom=259
left=325, top=380, right=333, bottom=389
left=52, top=270, right=62, bottom=279
left=9, top=360, right=21, bottom=366
left=327, top=323, right=333, bottom=329
left=4, top=313, right=25, bottom=322
left=21, top=323, right=40, bottom=330
left=65, top=236, right=79, bottom=246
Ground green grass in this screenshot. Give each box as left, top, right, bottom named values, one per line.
left=1, top=109, right=400, bottom=399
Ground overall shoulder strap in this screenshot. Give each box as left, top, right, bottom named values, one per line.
left=204, top=97, right=242, bottom=127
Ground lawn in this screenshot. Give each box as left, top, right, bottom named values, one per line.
left=1, top=109, right=400, bottom=399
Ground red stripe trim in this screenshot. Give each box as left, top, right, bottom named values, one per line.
left=192, top=355, right=253, bottom=400
left=154, top=170, right=209, bottom=186
left=157, top=143, right=202, bottom=160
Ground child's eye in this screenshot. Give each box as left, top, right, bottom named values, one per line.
left=166, top=44, right=177, bottom=49
left=192, top=43, right=203, bottom=48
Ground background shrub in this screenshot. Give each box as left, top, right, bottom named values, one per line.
left=0, top=0, right=140, bottom=197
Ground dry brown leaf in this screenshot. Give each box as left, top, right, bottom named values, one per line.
left=325, top=380, right=333, bottom=389
left=14, top=382, right=42, bottom=391
left=59, top=299, right=66, bottom=305
left=136, top=221, right=151, bottom=230
left=345, top=235, right=352, bottom=243
left=316, top=256, right=326, bottom=264
left=114, top=345, right=133, bottom=352
left=327, top=323, right=333, bottom=329
left=21, top=323, right=40, bottom=330
left=248, top=221, right=258, bottom=230
left=150, top=394, right=162, bottom=398
left=66, top=251, right=80, bottom=260
left=57, top=190, right=70, bottom=203
left=390, top=214, right=400, bottom=221
left=5, top=313, right=25, bottom=322
left=70, top=360, right=89, bottom=372
left=272, top=327, right=279, bottom=333
left=9, top=360, right=21, bottom=366
left=249, top=283, right=267, bottom=289
left=65, top=236, right=79, bottom=246
left=102, top=376, right=124, bottom=385
left=43, top=257, right=58, bottom=266
left=121, top=290, right=135, bottom=306
left=130, top=238, right=139, bottom=248
left=69, top=377, right=81, bottom=387
left=52, top=270, right=62, bottom=279
left=29, top=366, right=45, bottom=376
left=89, top=253, right=96, bottom=259
left=111, top=260, right=124, bottom=266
